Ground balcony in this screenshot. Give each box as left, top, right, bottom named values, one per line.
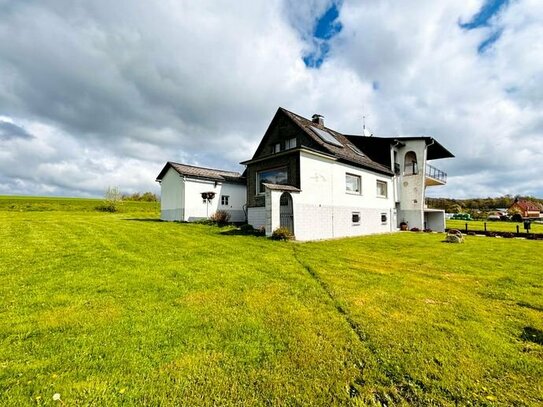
left=425, top=164, right=447, bottom=186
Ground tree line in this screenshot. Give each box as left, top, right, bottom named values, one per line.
left=426, top=195, right=543, bottom=214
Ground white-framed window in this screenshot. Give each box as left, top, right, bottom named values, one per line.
left=381, top=213, right=388, bottom=224
left=352, top=212, right=361, bottom=225
left=221, top=195, right=229, bottom=206
left=285, top=138, right=296, bottom=150
left=257, top=167, right=288, bottom=194
left=376, top=180, right=388, bottom=198
left=273, top=143, right=281, bottom=153
left=346, top=173, right=361, bottom=194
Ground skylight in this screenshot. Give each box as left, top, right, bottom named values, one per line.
left=311, top=126, right=343, bottom=147
left=347, top=144, right=364, bottom=156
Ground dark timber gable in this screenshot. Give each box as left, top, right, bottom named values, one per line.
left=245, top=109, right=307, bottom=207
left=242, top=107, right=395, bottom=208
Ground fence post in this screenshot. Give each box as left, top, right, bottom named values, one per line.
left=484, top=222, right=487, bottom=232
left=516, top=225, right=520, bottom=235
left=465, top=222, right=468, bottom=232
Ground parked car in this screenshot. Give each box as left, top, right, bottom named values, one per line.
left=487, top=214, right=500, bottom=221
left=451, top=213, right=472, bottom=221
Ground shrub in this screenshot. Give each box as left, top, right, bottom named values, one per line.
left=271, top=227, right=293, bottom=240
left=96, top=186, right=122, bottom=212
left=210, top=210, right=231, bottom=226
left=410, top=227, right=421, bottom=232
left=423, top=228, right=432, bottom=233
left=255, top=226, right=266, bottom=236
left=511, top=213, right=523, bottom=222
left=502, top=232, right=515, bottom=238
left=239, top=224, right=255, bottom=234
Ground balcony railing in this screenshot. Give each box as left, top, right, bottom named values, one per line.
left=425, top=164, right=447, bottom=184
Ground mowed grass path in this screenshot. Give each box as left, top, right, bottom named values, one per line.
left=1, top=199, right=542, bottom=405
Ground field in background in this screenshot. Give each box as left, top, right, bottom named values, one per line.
left=447, top=218, right=543, bottom=234
left=1, top=196, right=542, bottom=405
left=0, top=195, right=159, bottom=213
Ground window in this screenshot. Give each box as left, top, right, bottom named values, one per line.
left=352, top=212, right=360, bottom=225
left=404, top=151, right=418, bottom=175
left=346, top=173, right=361, bottom=194
left=273, top=143, right=281, bottom=153
left=376, top=180, right=388, bottom=198
left=221, top=195, right=229, bottom=206
left=381, top=213, right=388, bottom=224
left=285, top=138, right=296, bottom=150
left=257, top=167, right=288, bottom=194
left=347, top=144, right=364, bottom=156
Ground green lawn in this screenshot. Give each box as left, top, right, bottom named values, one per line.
left=447, top=218, right=543, bottom=234
left=1, top=197, right=542, bottom=406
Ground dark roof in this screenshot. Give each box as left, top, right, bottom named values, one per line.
left=156, top=162, right=245, bottom=184
left=262, top=183, right=301, bottom=192
left=347, top=135, right=454, bottom=163
left=279, top=108, right=394, bottom=175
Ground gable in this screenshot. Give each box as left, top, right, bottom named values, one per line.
left=245, top=107, right=393, bottom=176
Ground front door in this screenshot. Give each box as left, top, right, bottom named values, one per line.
left=279, top=192, right=294, bottom=235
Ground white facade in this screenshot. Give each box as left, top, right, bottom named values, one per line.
left=248, top=150, right=396, bottom=241
left=160, top=167, right=246, bottom=222
left=393, top=139, right=447, bottom=232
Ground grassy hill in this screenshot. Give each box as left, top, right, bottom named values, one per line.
left=1, top=197, right=542, bottom=405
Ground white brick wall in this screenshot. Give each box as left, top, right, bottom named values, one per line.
left=248, top=207, right=266, bottom=229
left=294, top=204, right=394, bottom=241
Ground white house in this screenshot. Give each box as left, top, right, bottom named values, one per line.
left=241, top=108, right=453, bottom=240
left=157, top=107, right=453, bottom=240
left=156, top=162, right=246, bottom=222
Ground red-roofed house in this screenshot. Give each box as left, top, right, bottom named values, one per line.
left=508, top=199, right=543, bottom=219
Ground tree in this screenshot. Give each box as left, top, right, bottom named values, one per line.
left=102, top=186, right=122, bottom=212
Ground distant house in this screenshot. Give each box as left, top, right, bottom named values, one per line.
left=508, top=199, right=543, bottom=219
left=157, top=107, right=454, bottom=240
left=155, top=162, right=246, bottom=222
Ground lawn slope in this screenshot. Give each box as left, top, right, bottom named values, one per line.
left=1, top=197, right=542, bottom=406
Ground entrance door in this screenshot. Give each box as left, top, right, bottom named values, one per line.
left=279, top=192, right=294, bottom=235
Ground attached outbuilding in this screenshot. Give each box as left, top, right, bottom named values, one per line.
left=156, top=162, right=246, bottom=223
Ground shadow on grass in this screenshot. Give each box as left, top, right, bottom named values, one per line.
left=521, top=326, right=543, bottom=345
left=219, top=229, right=265, bottom=237
left=123, top=218, right=163, bottom=222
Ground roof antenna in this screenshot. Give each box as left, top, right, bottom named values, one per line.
left=362, top=112, right=372, bottom=137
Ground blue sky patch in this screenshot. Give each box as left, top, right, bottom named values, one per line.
left=460, top=0, right=509, bottom=29
left=460, top=0, right=509, bottom=54
left=303, top=2, right=343, bottom=68
left=478, top=29, right=503, bottom=53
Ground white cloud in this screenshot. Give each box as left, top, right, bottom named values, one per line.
left=0, top=0, right=542, bottom=198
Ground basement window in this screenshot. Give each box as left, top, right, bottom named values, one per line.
left=352, top=212, right=360, bottom=225
left=381, top=213, right=388, bottom=224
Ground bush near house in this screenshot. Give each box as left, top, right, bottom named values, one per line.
left=271, top=227, right=293, bottom=240
left=1, top=196, right=542, bottom=406
left=209, top=210, right=231, bottom=226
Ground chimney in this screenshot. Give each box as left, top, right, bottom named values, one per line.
left=312, top=114, right=324, bottom=126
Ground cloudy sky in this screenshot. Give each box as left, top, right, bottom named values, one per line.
left=0, top=0, right=542, bottom=198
